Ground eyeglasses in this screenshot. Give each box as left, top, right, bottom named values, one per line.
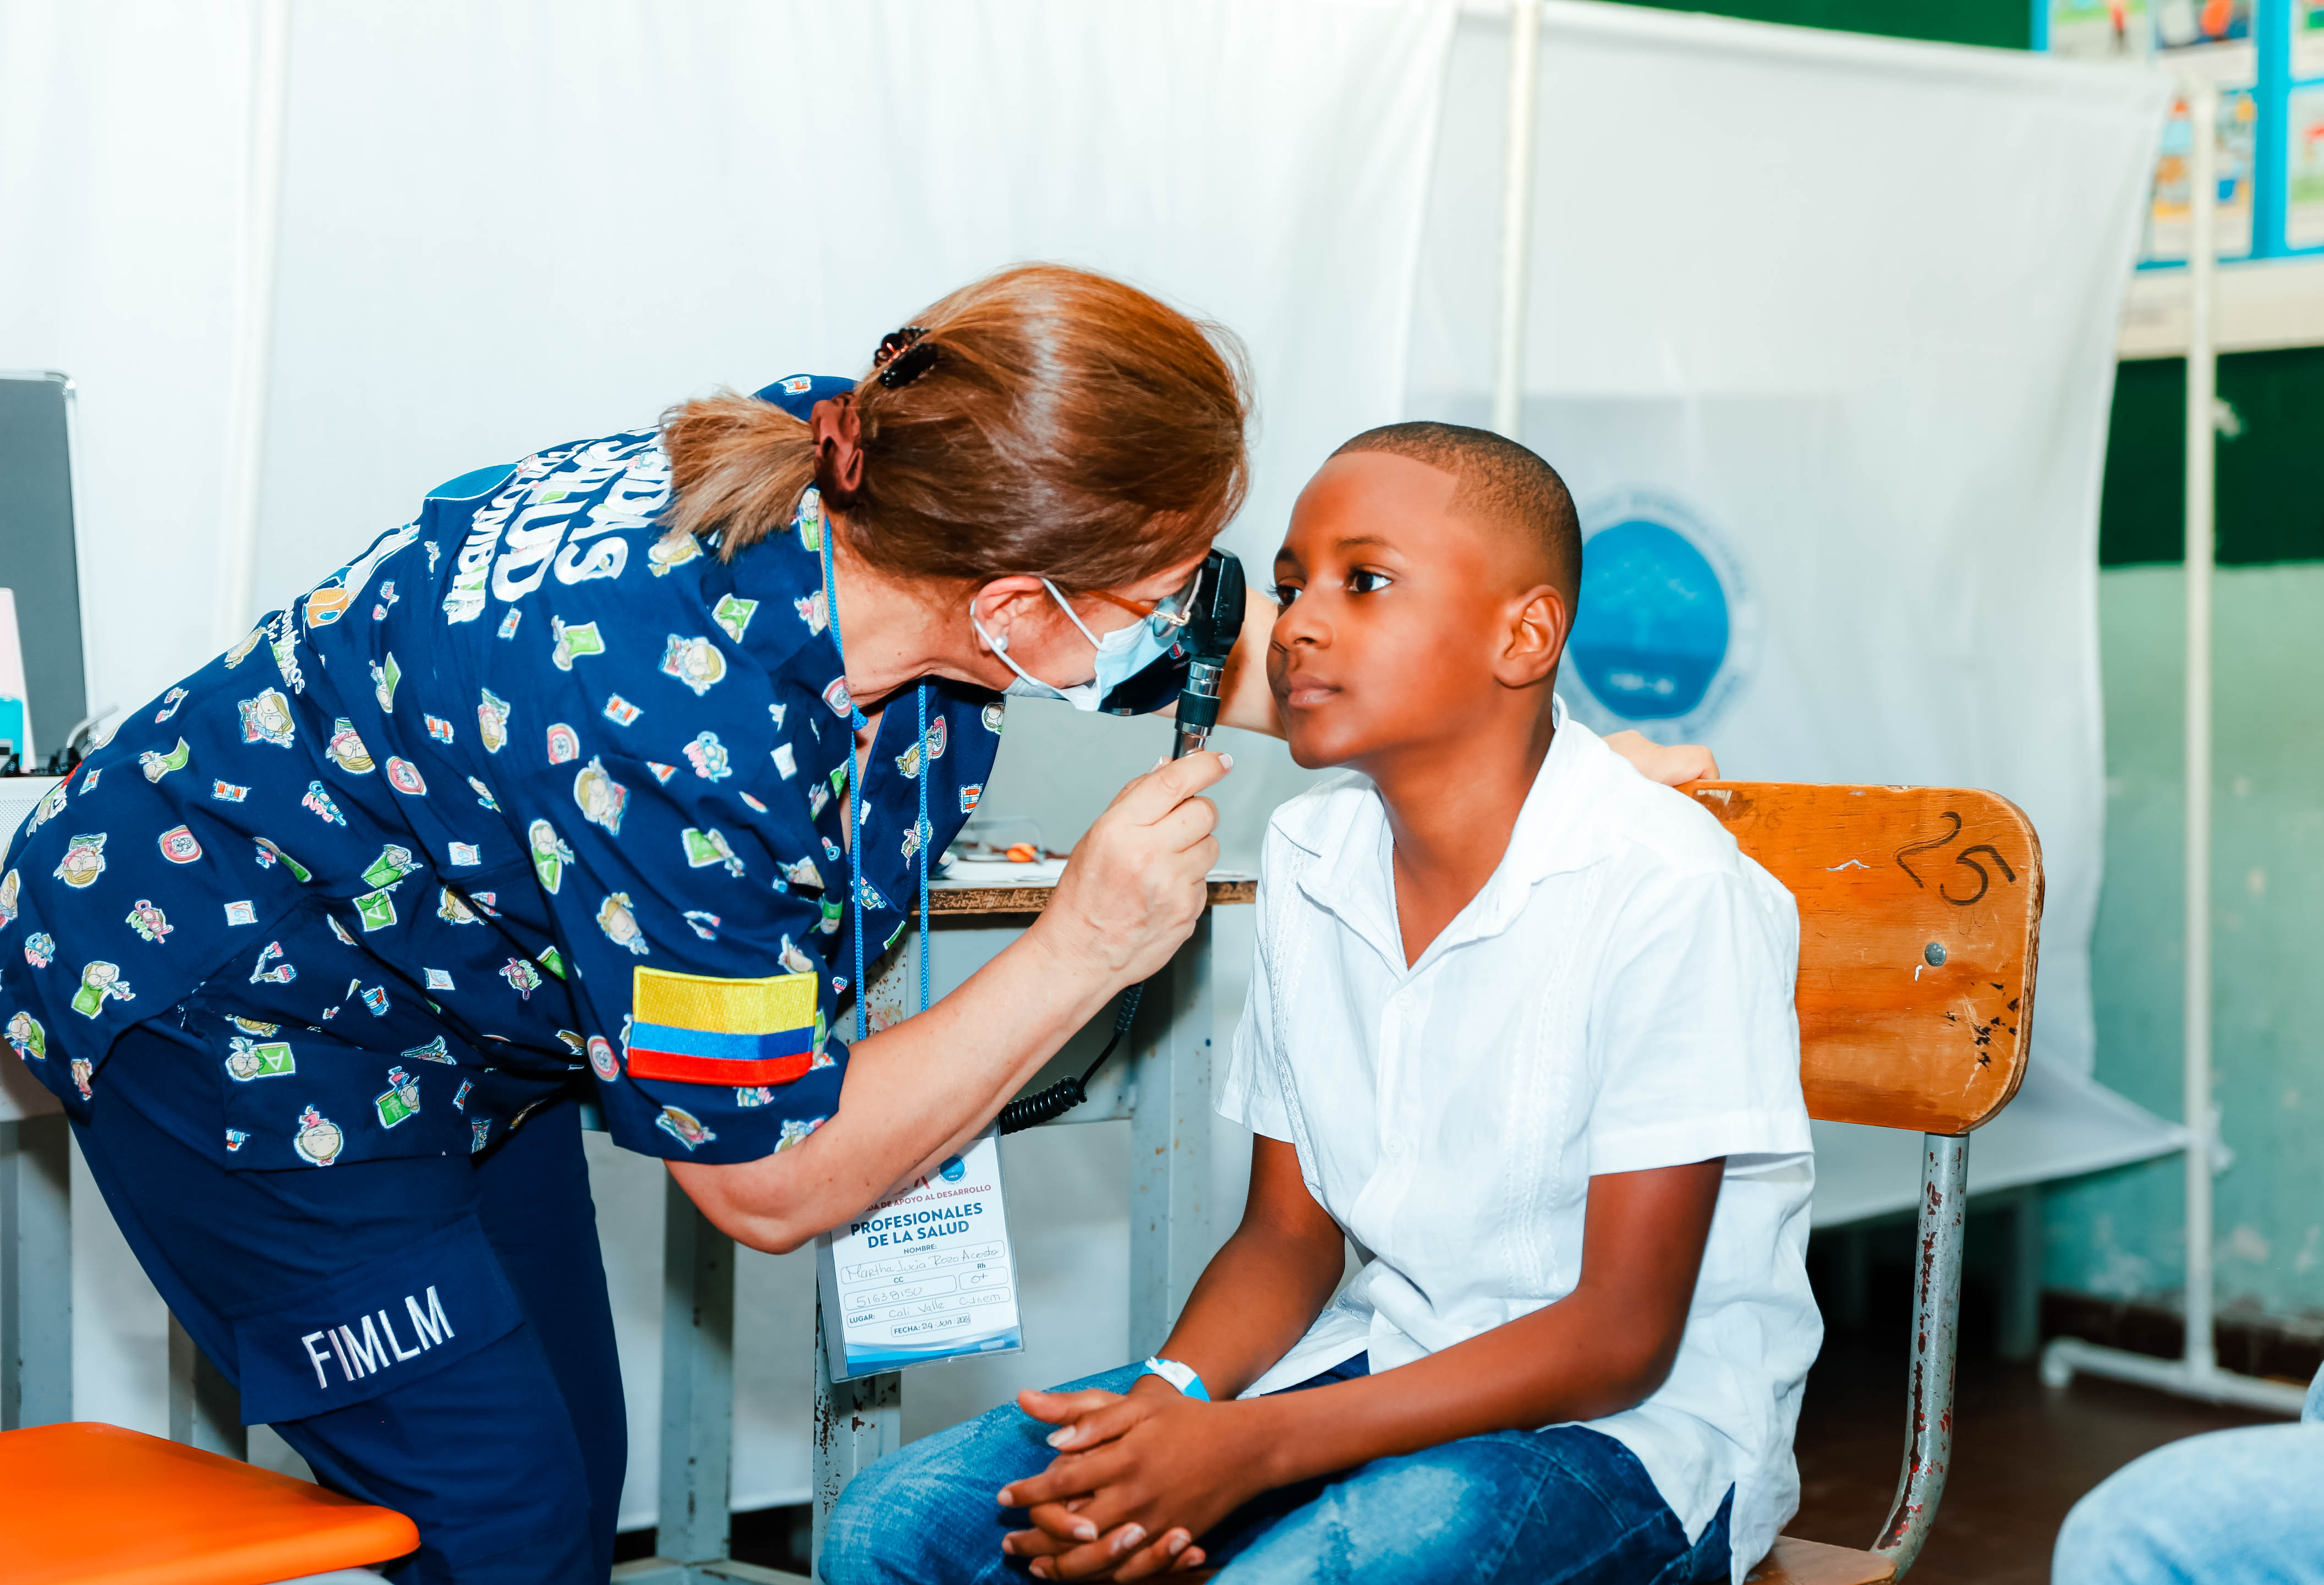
left=1086, top=570, right=1200, bottom=640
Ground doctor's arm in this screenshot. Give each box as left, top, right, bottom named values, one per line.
left=1210, top=595, right=1719, bottom=783
left=669, top=752, right=1230, bottom=1255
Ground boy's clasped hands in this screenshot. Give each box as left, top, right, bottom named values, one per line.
left=997, top=1378, right=1227, bottom=1579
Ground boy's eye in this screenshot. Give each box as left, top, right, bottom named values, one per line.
left=1270, top=584, right=1301, bottom=606
left=1349, top=569, right=1393, bottom=594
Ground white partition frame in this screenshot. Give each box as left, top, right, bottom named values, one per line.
left=2041, top=68, right=2309, bottom=1419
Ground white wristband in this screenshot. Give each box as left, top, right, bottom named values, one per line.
left=1139, top=1354, right=1209, bottom=1401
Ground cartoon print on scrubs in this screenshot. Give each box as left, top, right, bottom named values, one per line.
left=0, top=381, right=1157, bottom=1171
left=7, top=1010, right=44, bottom=1061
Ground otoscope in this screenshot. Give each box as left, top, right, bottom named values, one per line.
left=997, top=549, right=1248, bottom=1132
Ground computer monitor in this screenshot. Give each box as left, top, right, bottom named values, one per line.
left=0, top=371, right=90, bottom=768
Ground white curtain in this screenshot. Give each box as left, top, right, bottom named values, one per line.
left=0, top=2, right=257, bottom=735
left=0, top=0, right=1455, bottom=1522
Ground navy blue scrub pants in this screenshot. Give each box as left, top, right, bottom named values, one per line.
left=72, top=1020, right=625, bottom=1584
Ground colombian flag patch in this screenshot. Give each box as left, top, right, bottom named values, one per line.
left=626, top=967, right=819, bottom=1086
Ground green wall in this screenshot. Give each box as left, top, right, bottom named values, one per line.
left=2101, top=351, right=2324, bottom=566
left=1615, top=0, right=2028, bottom=49
left=2053, top=351, right=2324, bottom=1326
left=2043, top=565, right=2324, bottom=1319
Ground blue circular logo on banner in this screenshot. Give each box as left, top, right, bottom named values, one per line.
left=1564, top=491, right=1756, bottom=743
left=1569, top=521, right=1729, bottom=719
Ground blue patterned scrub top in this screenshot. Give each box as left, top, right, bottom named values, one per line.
left=0, top=375, right=1178, bottom=1171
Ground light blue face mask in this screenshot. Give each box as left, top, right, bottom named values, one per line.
left=972, top=578, right=1187, bottom=712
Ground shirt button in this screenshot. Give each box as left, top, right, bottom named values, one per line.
left=1384, top=1135, right=1405, bottom=1157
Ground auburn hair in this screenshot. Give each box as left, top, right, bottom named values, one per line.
left=659, top=264, right=1251, bottom=592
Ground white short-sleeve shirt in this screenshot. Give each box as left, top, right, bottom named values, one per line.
left=1216, top=702, right=1821, bottom=1583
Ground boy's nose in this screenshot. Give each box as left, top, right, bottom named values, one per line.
left=1270, top=595, right=1327, bottom=648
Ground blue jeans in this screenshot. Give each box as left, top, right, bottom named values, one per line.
left=2052, top=1363, right=2324, bottom=1583
left=823, top=1354, right=1732, bottom=1585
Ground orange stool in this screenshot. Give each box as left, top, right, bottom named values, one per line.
left=0, top=1422, right=419, bottom=1584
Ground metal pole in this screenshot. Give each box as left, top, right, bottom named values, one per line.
left=167, top=1314, right=246, bottom=1460
left=2182, top=76, right=2218, bottom=1383
left=1490, top=0, right=1543, bottom=440
left=1127, top=915, right=1214, bottom=1358
left=214, top=0, right=291, bottom=647
left=0, top=1114, right=70, bottom=1429
left=811, top=1304, right=899, bottom=1582
left=2037, top=77, right=2304, bottom=1418
left=657, top=1182, right=735, bottom=1567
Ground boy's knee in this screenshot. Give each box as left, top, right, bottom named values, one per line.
left=820, top=1458, right=920, bottom=1585
left=2051, top=1432, right=2284, bottom=1584
left=823, top=1430, right=1012, bottom=1585
left=2055, top=1464, right=2184, bottom=1584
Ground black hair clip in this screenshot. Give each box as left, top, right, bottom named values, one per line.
left=874, top=325, right=938, bottom=389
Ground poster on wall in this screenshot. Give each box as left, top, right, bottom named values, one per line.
left=2155, top=0, right=2251, bottom=48
left=2047, top=0, right=2153, bottom=57
left=2289, top=86, right=2324, bottom=247
left=2296, top=0, right=2324, bottom=80
left=2146, top=86, right=2259, bottom=260
left=2151, top=0, right=2258, bottom=88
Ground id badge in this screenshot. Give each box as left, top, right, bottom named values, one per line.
left=815, top=1128, right=1023, bottom=1380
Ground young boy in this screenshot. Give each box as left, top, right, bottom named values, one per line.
left=824, top=423, right=1817, bottom=1585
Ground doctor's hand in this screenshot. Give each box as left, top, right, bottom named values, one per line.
left=1603, top=730, right=1719, bottom=786
left=999, top=1379, right=1260, bottom=1579
left=1036, top=751, right=1231, bottom=991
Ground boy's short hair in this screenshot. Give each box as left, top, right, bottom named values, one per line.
left=1331, top=421, right=1581, bottom=605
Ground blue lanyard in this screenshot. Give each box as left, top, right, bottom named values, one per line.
left=814, top=489, right=930, bottom=1039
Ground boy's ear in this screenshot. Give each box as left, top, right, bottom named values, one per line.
left=1495, top=584, right=1570, bottom=689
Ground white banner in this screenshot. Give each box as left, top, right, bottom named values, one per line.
left=1411, top=2, right=2170, bottom=1086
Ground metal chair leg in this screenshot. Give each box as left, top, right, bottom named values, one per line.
left=1872, top=1132, right=1967, bottom=1577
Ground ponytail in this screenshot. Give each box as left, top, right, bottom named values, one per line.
left=659, top=393, right=818, bottom=555
left=659, top=264, right=1251, bottom=591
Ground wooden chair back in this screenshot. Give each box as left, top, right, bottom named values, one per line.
left=1687, top=783, right=2043, bottom=1136
left=1688, top=781, right=2047, bottom=1585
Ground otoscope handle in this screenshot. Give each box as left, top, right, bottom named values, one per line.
left=1171, top=659, right=1226, bottom=760
left=999, top=550, right=1245, bottom=1134
left=1169, top=549, right=1246, bottom=761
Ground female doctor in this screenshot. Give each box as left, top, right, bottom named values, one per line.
left=0, top=264, right=1707, bottom=1584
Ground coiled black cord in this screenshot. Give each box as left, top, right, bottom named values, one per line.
left=996, top=981, right=1144, bottom=1134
